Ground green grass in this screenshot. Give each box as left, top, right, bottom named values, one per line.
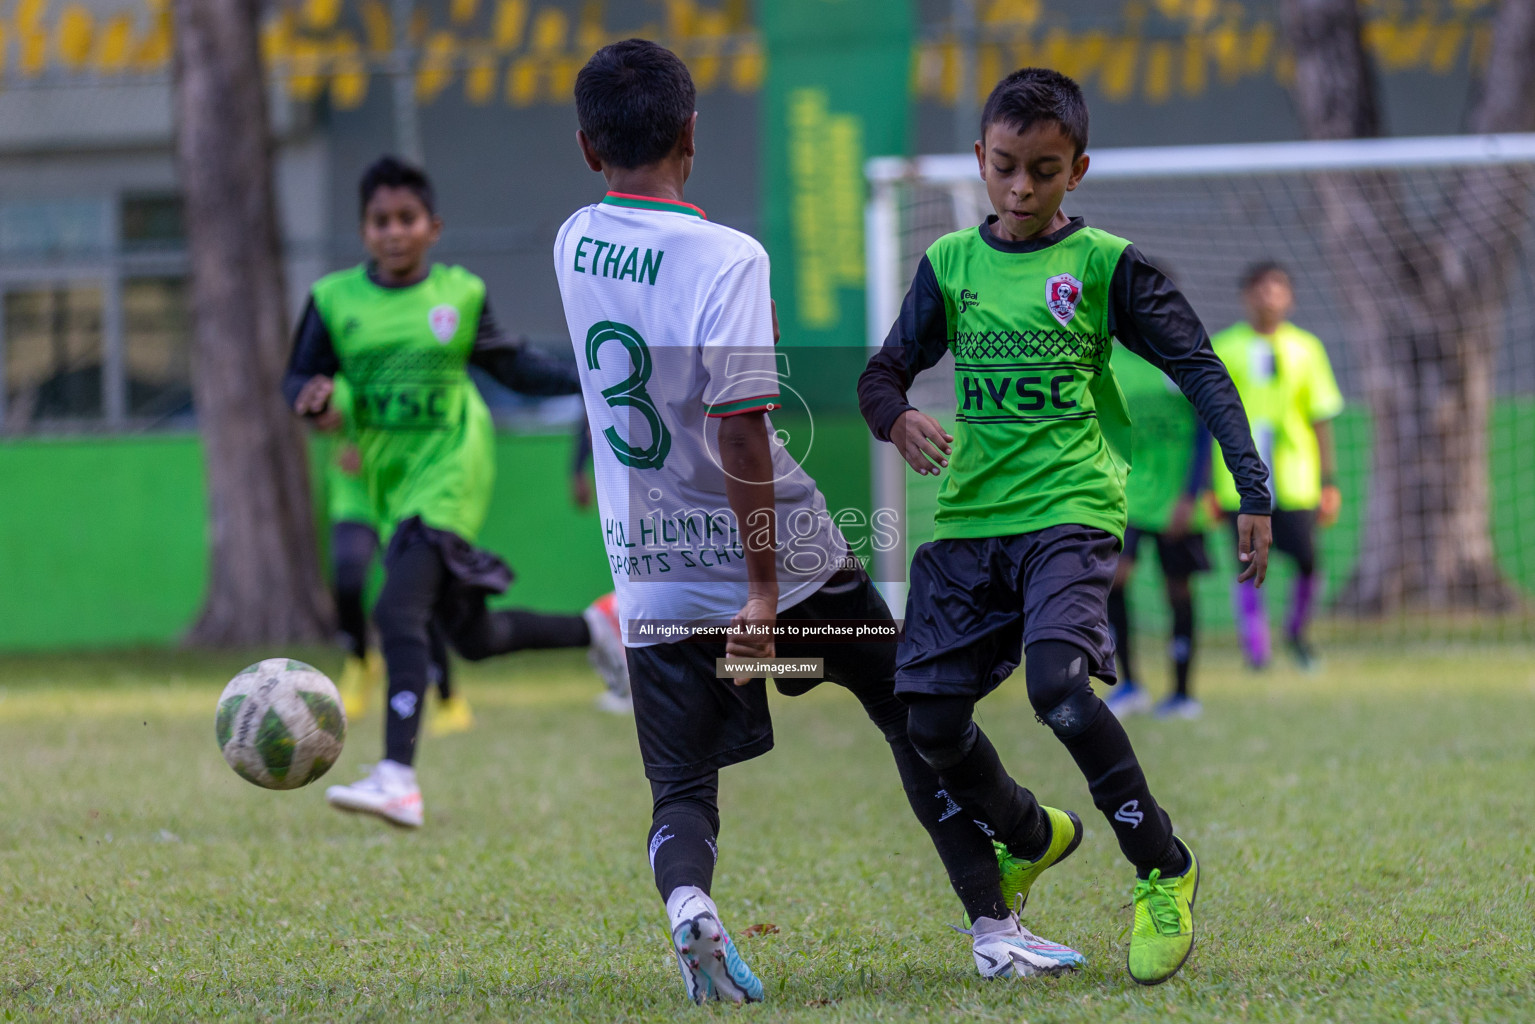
left=1, top=644, right=1532, bottom=1022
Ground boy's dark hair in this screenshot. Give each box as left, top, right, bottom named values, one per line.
left=1242, top=261, right=1290, bottom=290
left=980, top=68, right=1089, bottom=156
left=358, top=155, right=435, bottom=218
left=575, top=39, right=696, bottom=170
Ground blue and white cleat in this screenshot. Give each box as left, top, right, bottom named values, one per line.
left=962, top=914, right=1086, bottom=979
left=1105, top=680, right=1152, bottom=720
left=671, top=911, right=764, bottom=1005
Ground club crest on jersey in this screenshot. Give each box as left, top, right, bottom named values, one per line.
left=428, top=304, right=460, bottom=344
left=1045, top=273, right=1083, bottom=326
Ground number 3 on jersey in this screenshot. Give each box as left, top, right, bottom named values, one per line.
left=585, top=320, right=671, bottom=470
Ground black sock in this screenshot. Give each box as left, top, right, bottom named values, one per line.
left=331, top=521, right=379, bottom=658
left=1027, top=640, right=1175, bottom=875
left=428, top=623, right=453, bottom=701
left=861, top=694, right=1007, bottom=923
left=907, top=697, right=1050, bottom=865
left=1169, top=587, right=1194, bottom=699
left=649, top=777, right=722, bottom=900
left=1107, top=584, right=1135, bottom=683
left=381, top=633, right=429, bottom=765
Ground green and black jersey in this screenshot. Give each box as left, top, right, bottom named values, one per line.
left=859, top=216, right=1268, bottom=541
left=282, top=263, right=579, bottom=543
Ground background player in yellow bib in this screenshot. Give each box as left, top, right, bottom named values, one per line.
left=1211, top=262, right=1345, bottom=671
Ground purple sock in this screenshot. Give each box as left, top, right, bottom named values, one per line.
left=1287, top=573, right=1319, bottom=641
left=1234, top=581, right=1270, bottom=666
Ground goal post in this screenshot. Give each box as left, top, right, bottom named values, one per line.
left=865, top=133, right=1535, bottom=639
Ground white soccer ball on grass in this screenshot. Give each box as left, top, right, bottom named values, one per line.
left=216, top=659, right=346, bottom=789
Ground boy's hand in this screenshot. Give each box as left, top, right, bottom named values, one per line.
left=1318, top=484, right=1342, bottom=528
left=337, top=444, right=361, bottom=475
left=571, top=472, right=593, bottom=509
left=294, top=374, right=341, bottom=431
left=726, top=590, right=776, bottom=686
left=1235, top=513, right=1272, bottom=586
left=1166, top=494, right=1196, bottom=540
left=893, top=410, right=952, bottom=477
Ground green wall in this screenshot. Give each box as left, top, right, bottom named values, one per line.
left=0, top=431, right=615, bottom=652
left=3, top=401, right=1532, bottom=651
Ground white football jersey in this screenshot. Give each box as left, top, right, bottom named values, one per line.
left=555, top=192, right=846, bottom=645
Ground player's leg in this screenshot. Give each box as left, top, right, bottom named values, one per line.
left=1018, top=525, right=1197, bottom=984
left=584, top=592, right=632, bottom=713
left=1153, top=533, right=1208, bottom=719
left=781, top=570, right=1007, bottom=924
left=628, top=641, right=768, bottom=1005
left=331, top=520, right=381, bottom=718
left=1104, top=529, right=1150, bottom=718
left=1229, top=515, right=1271, bottom=669
left=1274, top=509, right=1321, bottom=670
left=325, top=533, right=444, bottom=827
left=898, top=539, right=1085, bottom=930
left=425, top=620, right=474, bottom=738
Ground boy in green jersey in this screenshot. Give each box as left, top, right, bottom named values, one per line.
left=1211, top=262, right=1344, bottom=671
left=284, top=156, right=627, bottom=828
left=324, top=375, right=468, bottom=734
left=1103, top=344, right=1213, bottom=720
left=860, top=68, right=1273, bottom=985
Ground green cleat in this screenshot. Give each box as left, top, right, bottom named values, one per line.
left=995, top=805, right=1084, bottom=914
left=1127, top=837, right=1199, bottom=985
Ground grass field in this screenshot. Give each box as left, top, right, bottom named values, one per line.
left=2, top=642, right=1532, bottom=1023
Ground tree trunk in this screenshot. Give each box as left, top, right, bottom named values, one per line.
left=1281, top=0, right=1535, bottom=613
left=172, top=0, right=332, bottom=645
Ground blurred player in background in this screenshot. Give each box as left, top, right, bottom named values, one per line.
left=1104, top=341, right=1213, bottom=720
left=1212, top=263, right=1344, bottom=671
left=861, top=67, right=1272, bottom=986
left=558, top=41, right=1084, bottom=1004
left=570, top=420, right=631, bottom=714
left=284, top=155, right=627, bottom=828
left=327, top=374, right=470, bottom=736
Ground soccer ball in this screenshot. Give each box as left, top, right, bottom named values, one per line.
left=216, top=659, right=346, bottom=790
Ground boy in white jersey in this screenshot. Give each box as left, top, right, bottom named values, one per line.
left=555, top=40, right=1086, bottom=1005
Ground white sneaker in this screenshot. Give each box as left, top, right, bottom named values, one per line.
left=964, top=914, right=1085, bottom=979
left=583, top=593, right=631, bottom=702
left=666, top=887, right=764, bottom=1005
left=1105, top=681, right=1152, bottom=720
left=325, top=759, right=424, bottom=828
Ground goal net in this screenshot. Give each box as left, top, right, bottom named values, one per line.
left=865, top=135, right=1535, bottom=644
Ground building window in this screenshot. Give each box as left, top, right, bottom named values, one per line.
left=124, top=276, right=194, bottom=424
left=2, top=285, right=104, bottom=430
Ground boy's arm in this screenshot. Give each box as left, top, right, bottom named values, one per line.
left=1108, top=246, right=1272, bottom=581
left=282, top=297, right=342, bottom=428
left=857, top=255, right=955, bottom=474
left=1168, top=422, right=1213, bottom=539
left=718, top=411, right=779, bottom=684
left=470, top=300, right=582, bottom=396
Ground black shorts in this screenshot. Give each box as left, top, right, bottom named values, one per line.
left=895, top=525, right=1120, bottom=699
left=625, top=566, right=899, bottom=783
left=1228, top=507, right=1317, bottom=575
left=1122, top=527, right=1210, bottom=579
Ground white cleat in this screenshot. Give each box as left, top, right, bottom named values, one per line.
left=963, top=914, right=1086, bottom=979
left=671, top=911, right=764, bottom=1005
left=583, top=593, right=631, bottom=707
left=325, top=759, right=424, bottom=828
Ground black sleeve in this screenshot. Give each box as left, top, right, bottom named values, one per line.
left=857, top=255, right=951, bottom=442
left=469, top=299, right=581, bottom=396
left=281, top=297, right=340, bottom=412
left=1108, top=246, right=1270, bottom=515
